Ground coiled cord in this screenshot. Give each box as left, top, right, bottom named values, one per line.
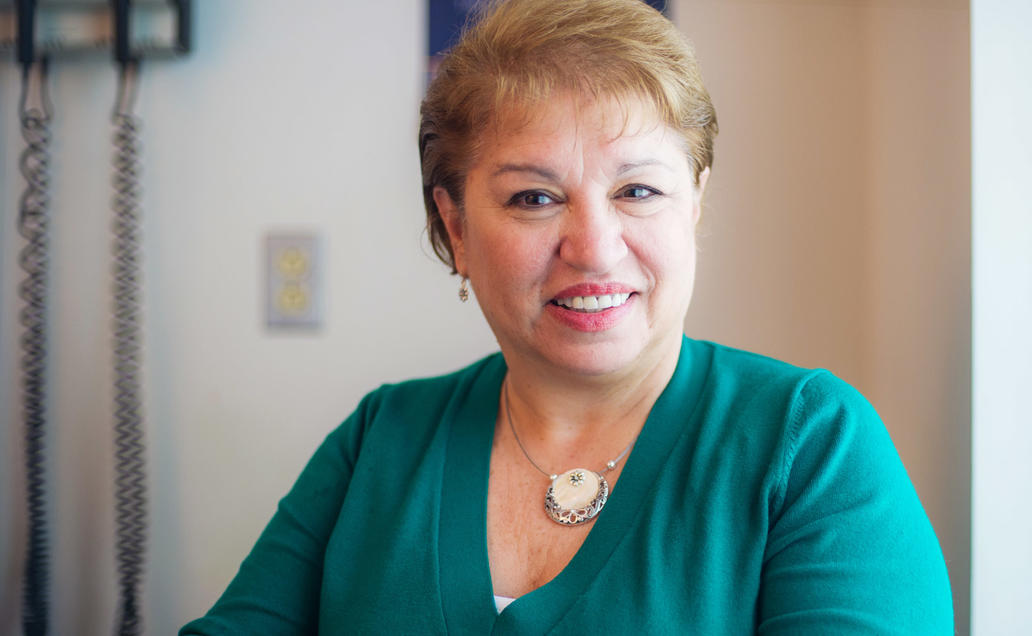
left=18, top=59, right=53, bottom=636
left=111, top=63, right=147, bottom=636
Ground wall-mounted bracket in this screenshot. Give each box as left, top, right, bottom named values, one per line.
left=0, top=0, right=190, bottom=63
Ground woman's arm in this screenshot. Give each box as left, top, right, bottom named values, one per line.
left=179, top=394, right=372, bottom=635
left=757, top=373, right=954, bottom=635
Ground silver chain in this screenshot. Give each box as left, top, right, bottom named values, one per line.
left=503, top=377, right=636, bottom=481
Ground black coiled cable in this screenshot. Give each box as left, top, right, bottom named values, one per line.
left=111, top=62, right=147, bottom=636
left=18, top=59, right=53, bottom=636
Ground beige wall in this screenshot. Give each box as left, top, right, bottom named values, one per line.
left=863, top=7, right=970, bottom=633
left=678, top=0, right=971, bottom=631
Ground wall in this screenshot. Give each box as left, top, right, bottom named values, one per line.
left=862, top=5, right=971, bottom=632
left=677, top=0, right=971, bottom=630
left=971, top=1, right=1032, bottom=633
left=1, top=0, right=973, bottom=633
left=1, top=1, right=497, bottom=633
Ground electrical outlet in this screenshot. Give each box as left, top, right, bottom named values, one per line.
left=265, top=233, right=322, bottom=329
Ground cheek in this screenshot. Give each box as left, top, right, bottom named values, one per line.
left=465, top=225, right=557, bottom=330
left=632, top=218, right=698, bottom=288
left=468, top=221, right=555, bottom=281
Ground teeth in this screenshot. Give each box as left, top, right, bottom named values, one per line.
left=555, top=293, right=631, bottom=313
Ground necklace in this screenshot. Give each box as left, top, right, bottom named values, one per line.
left=503, top=379, right=636, bottom=526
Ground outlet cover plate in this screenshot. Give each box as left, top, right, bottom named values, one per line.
left=265, top=233, right=322, bottom=329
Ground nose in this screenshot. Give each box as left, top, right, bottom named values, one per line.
left=558, top=195, right=628, bottom=274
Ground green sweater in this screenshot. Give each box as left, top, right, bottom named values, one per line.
left=181, top=338, right=952, bottom=634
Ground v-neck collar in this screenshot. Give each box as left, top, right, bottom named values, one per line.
left=438, top=337, right=709, bottom=634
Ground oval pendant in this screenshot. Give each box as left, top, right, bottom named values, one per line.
left=544, top=468, right=610, bottom=526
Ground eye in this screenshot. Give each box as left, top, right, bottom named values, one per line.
left=617, top=184, right=661, bottom=201
left=507, top=190, right=560, bottom=209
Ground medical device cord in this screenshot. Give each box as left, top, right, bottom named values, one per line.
left=111, top=62, right=147, bottom=636
left=18, top=59, right=53, bottom=636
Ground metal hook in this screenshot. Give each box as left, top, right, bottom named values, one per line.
left=113, top=61, right=141, bottom=119
left=19, top=57, right=53, bottom=122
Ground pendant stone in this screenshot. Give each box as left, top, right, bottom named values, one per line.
left=545, top=468, right=610, bottom=526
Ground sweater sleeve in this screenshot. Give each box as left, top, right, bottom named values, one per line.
left=757, top=372, right=953, bottom=635
left=179, top=392, right=374, bottom=636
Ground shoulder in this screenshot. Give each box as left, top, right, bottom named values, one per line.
left=703, top=340, right=852, bottom=394
left=690, top=339, right=872, bottom=428
left=339, top=352, right=504, bottom=447
left=361, top=351, right=504, bottom=419
left=692, top=342, right=915, bottom=530
left=684, top=340, right=892, bottom=508
left=705, top=347, right=955, bottom=630
left=322, top=351, right=504, bottom=470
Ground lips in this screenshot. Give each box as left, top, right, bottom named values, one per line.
left=546, top=283, right=636, bottom=332
left=552, top=292, right=632, bottom=313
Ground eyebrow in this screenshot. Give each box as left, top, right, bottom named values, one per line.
left=616, top=159, right=670, bottom=175
left=492, top=159, right=672, bottom=181
left=490, top=163, right=560, bottom=181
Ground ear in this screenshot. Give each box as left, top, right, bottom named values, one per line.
left=693, top=166, right=711, bottom=223
left=697, top=166, right=711, bottom=195
left=433, top=186, right=467, bottom=275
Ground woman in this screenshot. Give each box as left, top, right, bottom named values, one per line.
left=182, top=0, right=952, bottom=633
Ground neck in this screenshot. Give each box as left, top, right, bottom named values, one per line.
left=500, top=334, right=682, bottom=452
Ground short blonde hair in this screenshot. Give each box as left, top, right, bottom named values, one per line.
left=419, top=0, right=718, bottom=272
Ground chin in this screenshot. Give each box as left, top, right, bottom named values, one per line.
left=537, top=339, right=653, bottom=379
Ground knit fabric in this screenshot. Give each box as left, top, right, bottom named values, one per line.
left=181, top=337, right=952, bottom=635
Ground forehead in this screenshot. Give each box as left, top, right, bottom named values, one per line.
left=474, top=92, right=684, bottom=166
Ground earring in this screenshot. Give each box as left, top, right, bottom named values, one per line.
left=458, top=277, right=470, bottom=303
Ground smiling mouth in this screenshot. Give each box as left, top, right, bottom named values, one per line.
left=551, top=293, right=633, bottom=313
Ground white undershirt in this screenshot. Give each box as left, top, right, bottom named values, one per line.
left=494, top=594, right=517, bottom=613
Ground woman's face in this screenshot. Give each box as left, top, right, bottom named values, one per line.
left=435, top=93, right=708, bottom=380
